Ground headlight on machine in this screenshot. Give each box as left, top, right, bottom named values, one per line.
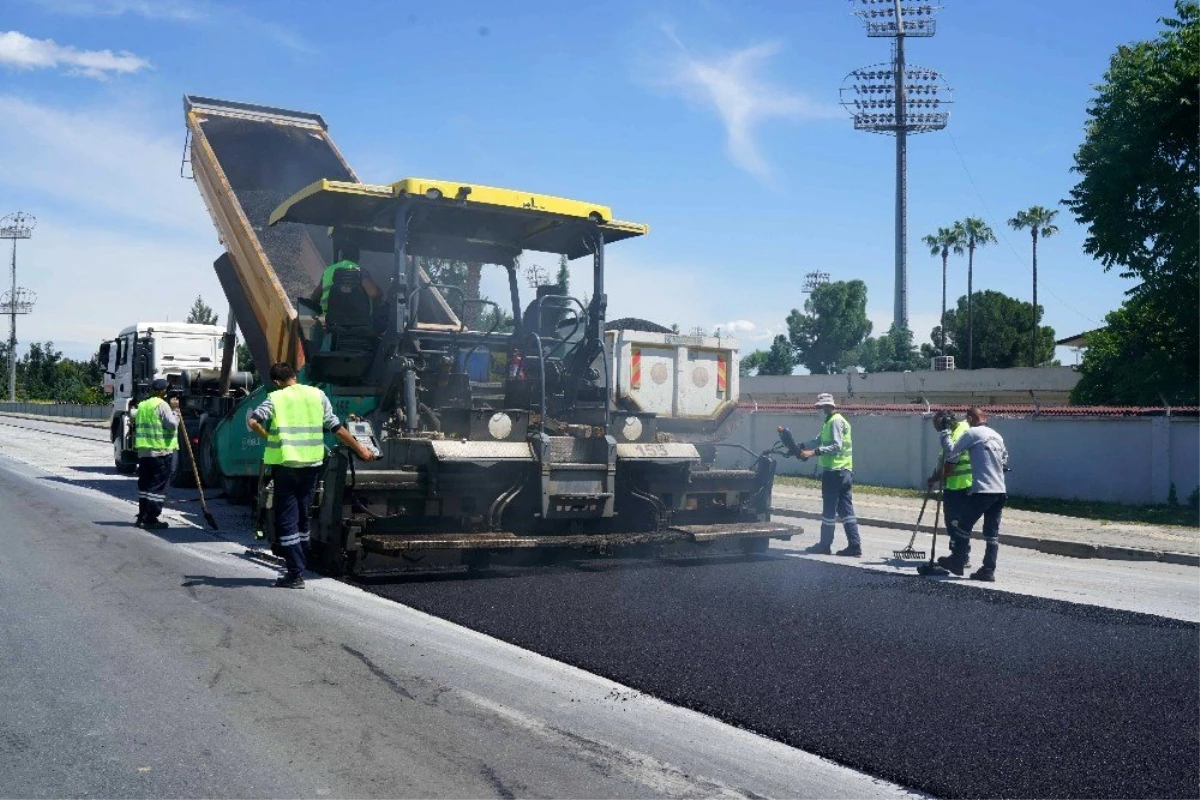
left=488, top=412, right=513, bottom=440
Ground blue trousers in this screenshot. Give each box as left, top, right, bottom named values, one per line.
left=273, top=466, right=320, bottom=578
left=947, top=492, right=1006, bottom=571
left=943, top=489, right=969, bottom=557
left=818, top=469, right=861, bottom=548
left=136, top=455, right=172, bottom=523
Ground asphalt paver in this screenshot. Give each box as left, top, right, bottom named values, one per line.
left=360, top=555, right=1199, bottom=799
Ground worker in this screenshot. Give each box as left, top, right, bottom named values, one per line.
left=798, top=393, right=862, bottom=557
left=937, top=406, right=1008, bottom=582
left=315, top=242, right=362, bottom=316
left=247, top=362, right=376, bottom=589
left=134, top=378, right=180, bottom=530
left=928, top=410, right=973, bottom=570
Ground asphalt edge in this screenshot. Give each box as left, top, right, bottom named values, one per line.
left=770, top=507, right=1199, bottom=567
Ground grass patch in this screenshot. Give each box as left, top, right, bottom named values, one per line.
left=774, top=475, right=1200, bottom=528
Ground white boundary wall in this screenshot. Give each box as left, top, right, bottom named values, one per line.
left=715, top=408, right=1200, bottom=505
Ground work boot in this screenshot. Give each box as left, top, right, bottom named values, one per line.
left=134, top=515, right=144, bottom=528
left=805, top=544, right=833, bottom=555
left=936, top=554, right=970, bottom=571
left=940, top=556, right=966, bottom=577
left=274, top=575, right=305, bottom=589
left=969, top=568, right=996, bottom=582
left=143, top=520, right=169, bottom=530
left=835, top=545, right=862, bottom=557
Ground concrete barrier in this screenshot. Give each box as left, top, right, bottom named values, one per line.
left=0, top=402, right=110, bottom=420
left=718, top=407, right=1200, bottom=506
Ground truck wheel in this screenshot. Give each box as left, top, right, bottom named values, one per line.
left=198, top=421, right=222, bottom=488
left=221, top=475, right=253, bottom=502
left=113, top=435, right=137, bottom=474
left=170, top=428, right=197, bottom=489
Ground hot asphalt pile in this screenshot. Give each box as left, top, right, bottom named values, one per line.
left=201, top=115, right=350, bottom=301
left=363, top=556, right=1199, bottom=799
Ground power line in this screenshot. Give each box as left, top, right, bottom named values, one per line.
left=945, top=130, right=1098, bottom=327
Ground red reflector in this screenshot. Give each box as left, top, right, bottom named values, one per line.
left=191, top=437, right=200, bottom=444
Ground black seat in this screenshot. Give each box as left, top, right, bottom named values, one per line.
left=326, top=269, right=373, bottom=332
left=311, top=269, right=375, bottom=382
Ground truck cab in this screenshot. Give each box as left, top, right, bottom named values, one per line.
left=99, top=322, right=225, bottom=473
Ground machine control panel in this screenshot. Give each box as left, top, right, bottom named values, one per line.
left=346, top=420, right=382, bottom=459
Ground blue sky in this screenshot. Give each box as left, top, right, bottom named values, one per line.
left=0, top=0, right=1177, bottom=365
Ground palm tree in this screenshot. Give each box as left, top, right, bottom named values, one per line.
left=1008, top=205, right=1059, bottom=367
left=955, top=217, right=997, bottom=369
left=921, top=225, right=964, bottom=358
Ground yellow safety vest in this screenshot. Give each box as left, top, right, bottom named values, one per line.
left=818, top=413, right=853, bottom=471
left=320, top=260, right=361, bottom=314
left=945, top=419, right=973, bottom=491
left=264, top=384, right=327, bottom=466
left=134, top=396, right=178, bottom=452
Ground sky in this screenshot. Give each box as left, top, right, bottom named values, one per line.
left=0, top=0, right=1179, bottom=366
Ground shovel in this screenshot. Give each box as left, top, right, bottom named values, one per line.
left=178, top=416, right=219, bottom=530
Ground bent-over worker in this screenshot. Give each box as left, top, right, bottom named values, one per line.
left=134, top=378, right=180, bottom=530
left=938, top=406, right=1008, bottom=582
left=248, top=362, right=376, bottom=589
left=928, top=411, right=973, bottom=569
left=798, top=393, right=862, bottom=557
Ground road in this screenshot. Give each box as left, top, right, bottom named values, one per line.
left=0, top=416, right=913, bottom=799
left=0, top=415, right=1197, bottom=798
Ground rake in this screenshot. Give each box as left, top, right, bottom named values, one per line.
left=893, top=482, right=936, bottom=561
left=178, top=416, right=219, bottom=530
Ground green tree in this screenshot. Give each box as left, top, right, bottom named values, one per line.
left=1065, top=1, right=1198, bottom=403
left=186, top=295, right=219, bottom=325
left=855, top=325, right=924, bottom=373
left=1008, top=205, right=1060, bottom=367
left=786, top=280, right=872, bottom=374
left=933, top=291, right=1055, bottom=369
left=921, top=225, right=964, bottom=356
left=954, top=217, right=997, bottom=369
left=555, top=254, right=570, bottom=294
left=1071, top=292, right=1195, bottom=404
left=757, top=335, right=796, bottom=376
left=739, top=350, right=766, bottom=377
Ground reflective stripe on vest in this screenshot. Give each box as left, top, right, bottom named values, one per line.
left=264, top=384, right=327, bottom=466
left=320, top=260, right=360, bottom=314
left=134, top=396, right=178, bottom=452
left=817, top=413, right=853, bottom=471
left=945, top=419, right=973, bottom=490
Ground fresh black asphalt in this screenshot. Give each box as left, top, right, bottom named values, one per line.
left=359, top=554, right=1199, bottom=799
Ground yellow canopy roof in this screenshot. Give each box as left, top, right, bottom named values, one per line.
left=269, top=178, right=648, bottom=260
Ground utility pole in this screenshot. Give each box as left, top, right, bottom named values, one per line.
left=842, top=0, right=951, bottom=331
left=0, top=212, right=36, bottom=403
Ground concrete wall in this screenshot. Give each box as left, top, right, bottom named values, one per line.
left=744, top=366, right=1082, bottom=405
left=0, top=402, right=110, bottom=420
left=716, top=408, right=1200, bottom=505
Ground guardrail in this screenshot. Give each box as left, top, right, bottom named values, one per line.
left=0, top=402, right=110, bottom=420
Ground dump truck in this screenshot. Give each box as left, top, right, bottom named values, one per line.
left=98, top=322, right=254, bottom=480
left=181, top=95, right=792, bottom=574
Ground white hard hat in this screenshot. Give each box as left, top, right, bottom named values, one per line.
left=814, top=393, right=836, bottom=407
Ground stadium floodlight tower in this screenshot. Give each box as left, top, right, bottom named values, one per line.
left=0, top=212, right=37, bottom=403
left=841, top=0, right=951, bottom=331
left=802, top=271, right=831, bottom=294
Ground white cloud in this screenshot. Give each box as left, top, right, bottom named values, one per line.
left=0, top=95, right=212, bottom=234
left=657, top=30, right=839, bottom=182
left=28, top=0, right=314, bottom=53
left=32, top=0, right=206, bottom=21
left=0, top=31, right=150, bottom=78
left=0, top=95, right=221, bottom=357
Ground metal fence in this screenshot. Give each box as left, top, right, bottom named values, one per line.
left=0, top=402, right=110, bottom=420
